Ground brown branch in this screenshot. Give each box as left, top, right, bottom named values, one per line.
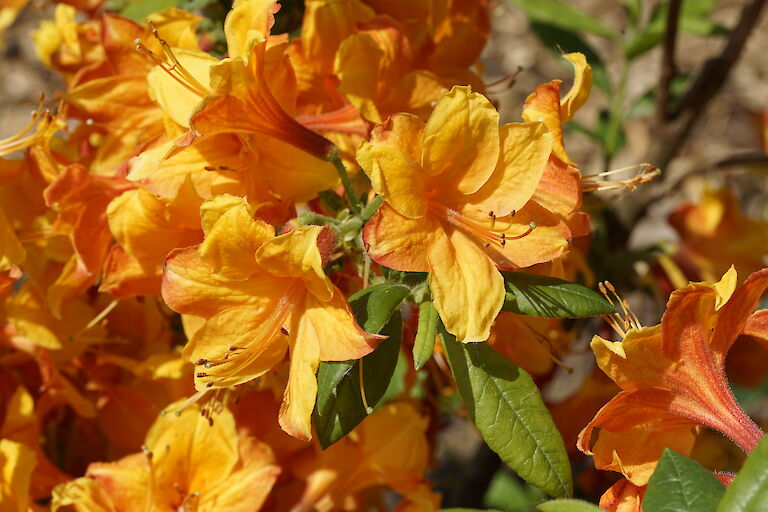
left=653, top=0, right=767, bottom=172
left=655, top=0, right=682, bottom=123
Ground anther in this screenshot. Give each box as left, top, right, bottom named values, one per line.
left=204, top=362, right=213, bottom=369
left=281, top=327, right=289, bottom=336
left=196, top=359, right=208, bottom=366
left=196, top=372, right=208, bottom=378
left=206, top=382, right=213, bottom=388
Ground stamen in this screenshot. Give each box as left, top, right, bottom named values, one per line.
left=135, top=36, right=207, bottom=98
left=485, top=66, right=523, bottom=91
left=582, top=163, right=660, bottom=192
left=0, top=100, right=55, bottom=157
left=204, top=165, right=242, bottom=172
left=76, top=299, right=119, bottom=335
left=429, top=203, right=536, bottom=249
left=598, top=281, right=641, bottom=337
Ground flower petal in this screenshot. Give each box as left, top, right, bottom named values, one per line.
left=590, top=326, right=668, bottom=391
left=279, top=314, right=321, bottom=441
left=461, top=121, right=553, bottom=218
left=427, top=227, right=504, bottom=342
left=304, top=287, right=380, bottom=362
left=711, top=267, right=768, bottom=362
left=362, top=203, right=440, bottom=272
left=357, top=113, right=427, bottom=218
left=421, top=85, right=500, bottom=195
left=560, top=53, right=592, bottom=122
left=255, top=225, right=333, bottom=302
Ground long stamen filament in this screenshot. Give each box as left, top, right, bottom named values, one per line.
left=429, top=203, right=535, bottom=248
left=582, top=163, right=660, bottom=192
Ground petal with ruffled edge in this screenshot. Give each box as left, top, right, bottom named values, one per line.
left=577, top=389, right=698, bottom=486
left=460, top=121, right=552, bottom=217
left=590, top=325, right=668, bottom=392
left=357, top=113, right=427, bottom=218
left=198, top=195, right=274, bottom=279
left=560, top=53, right=592, bottom=122
left=255, top=225, right=333, bottom=302
left=224, top=0, right=279, bottom=59
left=421, top=86, right=499, bottom=196
left=162, top=246, right=279, bottom=317
left=147, top=49, right=216, bottom=127
left=427, top=227, right=504, bottom=342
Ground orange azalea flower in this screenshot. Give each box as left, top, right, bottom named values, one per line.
left=359, top=85, right=568, bottom=341
left=599, top=478, right=645, bottom=512
left=578, top=267, right=768, bottom=485
left=162, top=196, right=380, bottom=440
left=669, top=186, right=768, bottom=283
left=51, top=400, right=280, bottom=512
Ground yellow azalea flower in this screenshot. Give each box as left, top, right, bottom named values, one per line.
left=669, top=186, right=768, bottom=283
left=0, top=438, right=36, bottom=512
left=51, top=401, right=280, bottom=512
left=577, top=267, right=768, bottom=485
left=291, top=401, right=435, bottom=511
left=162, top=195, right=380, bottom=440
left=358, top=85, right=567, bottom=342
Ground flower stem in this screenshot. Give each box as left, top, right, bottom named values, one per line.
left=326, top=147, right=361, bottom=214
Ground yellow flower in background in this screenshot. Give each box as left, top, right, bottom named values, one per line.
left=51, top=400, right=280, bottom=512
left=359, top=85, right=567, bottom=342
left=162, top=196, right=380, bottom=440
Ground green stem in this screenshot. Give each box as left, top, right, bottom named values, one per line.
left=360, top=195, right=383, bottom=222
left=326, top=147, right=361, bottom=214
left=297, top=212, right=339, bottom=226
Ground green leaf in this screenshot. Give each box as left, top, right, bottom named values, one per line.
left=348, top=283, right=410, bottom=333
left=644, top=449, right=724, bottom=512
left=501, top=272, right=615, bottom=318
left=537, top=500, right=603, bottom=512
left=528, top=22, right=611, bottom=94
left=413, top=301, right=439, bottom=370
left=312, top=285, right=407, bottom=449
left=508, top=0, right=617, bottom=39
left=440, top=328, right=572, bottom=498
left=120, top=0, right=179, bottom=22
left=716, top=435, right=768, bottom=512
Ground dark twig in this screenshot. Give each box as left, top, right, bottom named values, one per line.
left=652, top=0, right=766, bottom=173
left=655, top=0, right=682, bottom=123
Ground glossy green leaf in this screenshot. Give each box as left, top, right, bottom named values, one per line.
left=537, top=500, right=603, bottom=512
left=501, top=272, right=615, bottom=318
left=529, top=21, right=611, bottom=93
left=508, top=0, right=617, bottom=39
left=441, top=328, right=572, bottom=498
left=716, top=435, right=768, bottom=512
left=349, top=283, right=410, bottom=333
left=313, top=285, right=407, bottom=449
left=644, top=449, right=724, bottom=512
left=413, top=301, right=439, bottom=370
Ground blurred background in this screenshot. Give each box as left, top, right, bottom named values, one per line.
left=2, top=0, right=767, bottom=509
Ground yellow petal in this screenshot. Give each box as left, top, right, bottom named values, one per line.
left=107, top=188, right=201, bottom=269
left=147, top=49, right=216, bottom=128
left=334, top=32, right=385, bottom=123
left=301, top=0, right=374, bottom=74
left=560, top=53, right=592, bottom=122
left=255, top=225, right=334, bottom=302
left=186, top=304, right=288, bottom=389
left=304, top=287, right=379, bottom=362
left=590, top=326, right=667, bottom=391
left=0, top=439, right=36, bottom=512
left=357, top=113, right=427, bottom=218
left=279, top=313, right=321, bottom=441
left=51, top=477, right=115, bottom=512
left=362, top=203, right=440, bottom=272
left=224, top=0, right=278, bottom=58
left=163, top=246, right=280, bottom=317
left=421, top=86, right=499, bottom=195
left=428, top=227, right=504, bottom=342
left=146, top=8, right=203, bottom=51
left=198, top=195, right=274, bottom=279
left=250, top=135, right=339, bottom=203
left=461, top=121, right=553, bottom=218
left=713, top=265, right=737, bottom=311
left=146, top=401, right=239, bottom=493
left=86, top=454, right=150, bottom=511
left=0, top=207, right=25, bottom=272
left=200, top=438, right=280, bottom=511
